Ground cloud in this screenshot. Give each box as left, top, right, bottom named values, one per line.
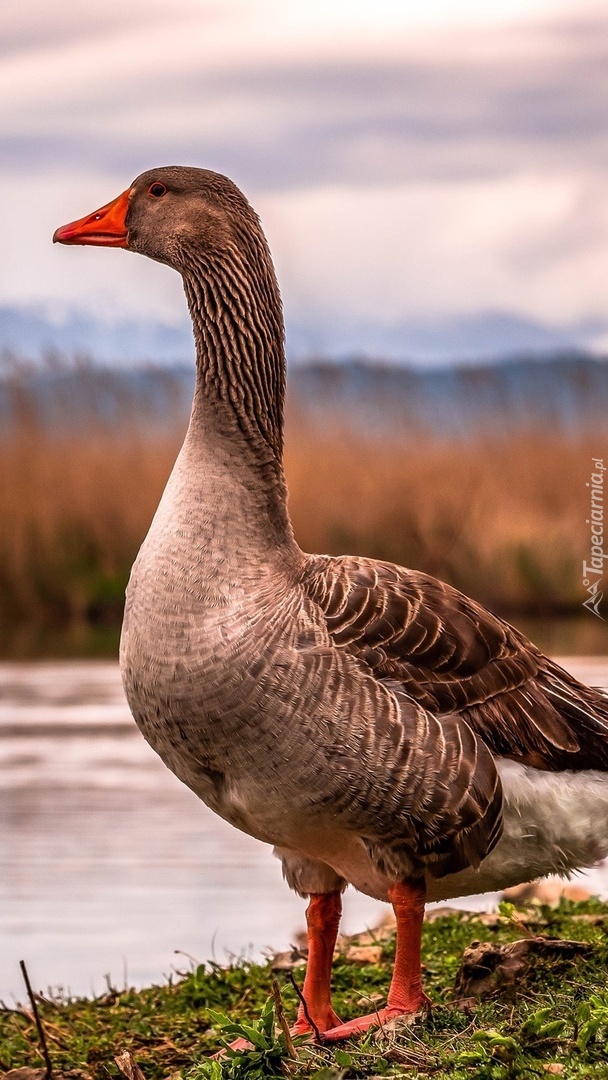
left=5, top=167, right=608, bottom=335
left=1, top=0, right=608, bottom=360
left=0, top=0, right=209, bottom=58
left=2, top=7, right=608, bottom=187
left=261, top=172, right=608, bottom=325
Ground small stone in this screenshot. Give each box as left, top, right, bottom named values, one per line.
left=503, top=880, right=591, bottom=906
left=424, top=906, right=469, bottom=922
left=269, top=948, right=307, bottom=971
left=344, top=945, right=383, bottom=964
left=338, top=911, right=396, bottom=947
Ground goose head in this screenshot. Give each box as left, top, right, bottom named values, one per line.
left=54, top=166, right=287, bottom=461
left=53, top=166, right=259, bottom=272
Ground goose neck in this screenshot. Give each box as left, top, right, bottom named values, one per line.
left=182, top=241, right=285, bottom=464
left=179, top=241, right=296, bottom=552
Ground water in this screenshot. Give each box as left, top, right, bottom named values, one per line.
left=1, top=658, right=607, bottom=1002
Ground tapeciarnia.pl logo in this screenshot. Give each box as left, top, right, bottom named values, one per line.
left=582, top=457, right=606, bottom=620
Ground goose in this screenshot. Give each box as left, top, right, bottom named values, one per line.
left=54, top=167, right=608, bottom=1042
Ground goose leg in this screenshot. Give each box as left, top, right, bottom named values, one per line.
left=219, top=889, right=342, bottom=1054
left=290, top=890, right=343, bottom=1036
left=321, top=878, right=431, bottom=1042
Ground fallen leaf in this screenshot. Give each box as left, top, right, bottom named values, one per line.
left=2, top=1072, right=89, bottom=1080
left=454, top=937, right=592, bottom=998
left=115, top=1051, right=146, bottom=1080
left=2, top=1071, right=46, bottom=1080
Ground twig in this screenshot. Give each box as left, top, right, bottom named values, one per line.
left=0, top=1006, right=34, bottom=1022
left=271, top=979, right=298, bottom=1062
left=287, top=972, right=321, bottom=1044
left=34, top=992, right=62, bottom=1012
left=19, top=961, right=53, bottom=1080
left=173, top=949, right=201, bottom=969
left=115, top=1050, right=146, bottom=1080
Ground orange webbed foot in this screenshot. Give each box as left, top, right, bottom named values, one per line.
left=320, top=993, right=431, bottom=1042
left=211, top=1036, right=255, bottom=1058
left=290, top=1005, right=343, bottom=1040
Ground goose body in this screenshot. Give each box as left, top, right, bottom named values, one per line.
left=119, top=429, right=608, bottom=905
left=55, top=167, right=608, bottom=1040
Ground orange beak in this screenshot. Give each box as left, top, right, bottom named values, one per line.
left=53, top=189, right=131, bottom=247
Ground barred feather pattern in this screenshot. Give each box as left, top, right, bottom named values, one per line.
left=181, top=221, right=285, bottom=460
left=117, top=166, right=608, bottom=896
left=302, top=555, right=608, bottom=772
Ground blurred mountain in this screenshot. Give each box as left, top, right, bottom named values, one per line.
left=0, top=306, right=193, bottom=363
left=288, top=355, right=608, bottom=434
left=1, top=304, right=606, bottom=366
left=1, top=351, right=606, bottom=437
left=286, top=312, right=607, bottom=365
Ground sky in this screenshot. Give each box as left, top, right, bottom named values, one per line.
left=1, top=0, right=608, bottom=363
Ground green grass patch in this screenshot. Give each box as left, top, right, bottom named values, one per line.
left=2, top=900, right=608, bottom=1080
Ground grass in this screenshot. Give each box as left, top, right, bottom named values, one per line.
left=0, top=356, right=606, bottom=655
left=2, top=899, right=608, bottom=1079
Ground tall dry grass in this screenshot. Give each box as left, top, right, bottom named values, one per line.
left=285, top=419, right=590, bottom=614
left=0, top=358, right=602, bottom=652
left=0, top=358, right=183, bottom=631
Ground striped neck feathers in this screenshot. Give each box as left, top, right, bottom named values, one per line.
left=181, top=218, right=286, bottom=466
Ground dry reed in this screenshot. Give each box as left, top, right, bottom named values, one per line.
left=285, top=419, right=589, bottom=613
left=0, top=358, right=603, bottom=651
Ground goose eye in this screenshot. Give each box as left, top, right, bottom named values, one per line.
left=148, top=183, right=167, bottom=198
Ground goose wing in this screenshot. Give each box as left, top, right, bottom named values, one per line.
left=277, top=633, right=503, bottom=878
left=302, top=554, right=608, bottom=772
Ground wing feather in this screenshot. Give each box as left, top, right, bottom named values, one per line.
left=303, top=554, right=608, bottom=772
